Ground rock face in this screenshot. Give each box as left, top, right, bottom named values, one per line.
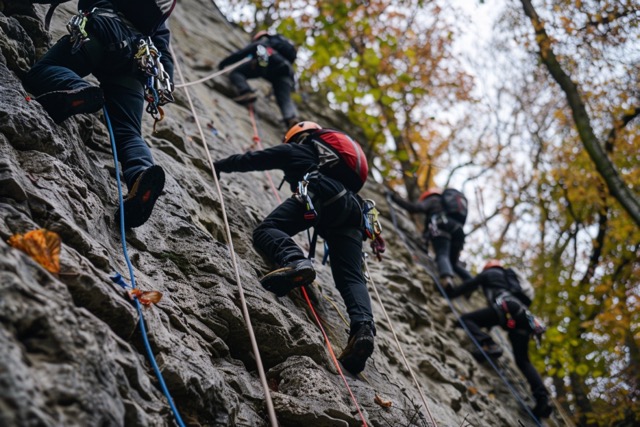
left=0, top=1, right=544, bottom=426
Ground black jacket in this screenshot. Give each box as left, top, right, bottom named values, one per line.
left=392, top=193, right=444, bottom=216
left=79, top=0, right=175, bottom=79
left=219, top=36, right=293, bottom=71
left=214, top=143, right=348, bottom=203
left=447, top=267, right=513, bottom=305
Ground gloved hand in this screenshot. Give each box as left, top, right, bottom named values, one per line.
left=218, top=59, right=231, bottom=70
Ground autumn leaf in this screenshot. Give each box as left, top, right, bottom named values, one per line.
left=8, top=229, right=61, bottom=274
left=374, top=393, right=392, bottom=408
left=128, top=289, right=163, bottom=306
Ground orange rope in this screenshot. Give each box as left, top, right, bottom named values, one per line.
left=247, top=104, right=282, bottom=203
left=300, top=286, right=369, bottom=427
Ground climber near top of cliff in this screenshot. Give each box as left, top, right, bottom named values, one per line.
left=214, top=121, right=376, bottom=376
left=218, top=30, right=299, bottom=129
left=22, top=0, right=177, bottom=229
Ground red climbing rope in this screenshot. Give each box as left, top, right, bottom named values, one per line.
left=300, top=286, right=369, bottom=427
left=247, top=104, right=283, bottom=203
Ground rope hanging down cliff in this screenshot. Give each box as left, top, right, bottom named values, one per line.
left=170, top=43, right=279, bottom=427
left=103, top=106, right=186, bottom=427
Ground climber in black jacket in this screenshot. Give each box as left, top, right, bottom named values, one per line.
left=214, top=121, right=376, bottom=376
left=218, top=31, right=299, bottom=128
left=446, top=260, right=552, bottom=420
left=23, top=0, right=176, bottom=229
left=389, top=188, right=472, bottom=286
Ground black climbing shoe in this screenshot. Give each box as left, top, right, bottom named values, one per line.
left=471, top=343, right=503, bottom=362
left=114, top=165, right=165, bottom=229
left=260, top=259, right=316, bottom=297
left=37, top=86, right=104, bottom=124
left=232, top=91, right=258, bottom=105
left=532, top=396, right=552, bottom=419
left=338, top=321, right=375, bottom=375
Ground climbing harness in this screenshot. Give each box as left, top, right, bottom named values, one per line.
left=496, top=294, right=547, bottom=347
left=103, top=107, right=186, bottom=427
left=170, top=44, right=278, bottom=427
left=134, top=37, right=174, bottom=130
left=385, top=195, right=545, bottom=427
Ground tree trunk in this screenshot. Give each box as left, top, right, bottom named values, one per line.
left=519, top=0, right=640, bottom=228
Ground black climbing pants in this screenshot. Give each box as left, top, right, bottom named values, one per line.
left=229, top=61, right=297, bottom=122
left=429, top=218, right=472, bottom=281
left=23, top=14, right=152, bottom=190
left=460, top=306, right=549, bottom=400
left=253, top=189, right=373, bottom=331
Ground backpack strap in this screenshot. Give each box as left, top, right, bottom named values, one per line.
left=44, top=2, right=60, bottom=31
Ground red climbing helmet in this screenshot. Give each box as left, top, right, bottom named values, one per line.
left=418, top=188, right=442, bottom=201
left=253, top=30, right=269, bottom=41
left=483, top=259, right=503, bottom=271
left=283, top=121, right=322, bottom=144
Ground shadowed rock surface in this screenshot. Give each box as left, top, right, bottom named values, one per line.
left=0, top=1, right=549, bottom=426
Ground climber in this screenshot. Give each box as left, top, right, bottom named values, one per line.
left=218, top=30, right=299, bottom=128
left=445, top=259, right=553, bottom=421
left=214, top=121, right=376, bottom=376
left=22, top=0, right=177, bottom=229
left=388, top=187, right=471, bottom=287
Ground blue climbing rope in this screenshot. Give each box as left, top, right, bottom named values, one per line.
left=384, top=193, right=543, bottom=427
left=104, top=107, right=186, bottom=427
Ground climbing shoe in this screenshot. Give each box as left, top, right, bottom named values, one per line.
left=471, top=343, right=503, bottom=362
left=532, top=396, right=553, bottom=419
left=260, top=259, right=316, bottom=297
left=36, top=86, right=104, bottom=124
left=114, top=165, right=165, bottom=229
left=338, top=321, right=375, bottom=375
left=232, top=91, right=258, bottom=105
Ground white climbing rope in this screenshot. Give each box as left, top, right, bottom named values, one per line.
left=363, top=257, right=439, bottom=427
left=174, top=56, right=252, bottom=88
left=170, top=43, right=279, bottom=427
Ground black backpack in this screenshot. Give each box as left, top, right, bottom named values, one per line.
left=268, top=34, right=297, bottom=64
left=503, top=268, right=534, bottom=306
left=441, top=188, right=468, bottom=223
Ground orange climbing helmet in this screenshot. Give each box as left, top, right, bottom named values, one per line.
left=253, top=30, right=269, bottom=41
left=483, top=259, right=503, bottom=271
left=283, top=121, right=322, bottom=144
left=418, top=188, right=442, bottom=201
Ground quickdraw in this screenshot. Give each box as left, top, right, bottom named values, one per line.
left=134, top=37, right=174, bottom=131
left=67, top=11, right=90, bottom=54
left=296, top=173, right=317, bottom=221
left=362, top=199, right=385, bottom=261
left=255, top=44, right=270, bottom=67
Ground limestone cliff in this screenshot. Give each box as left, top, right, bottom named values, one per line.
left=0, top=1, right=547, bottom=426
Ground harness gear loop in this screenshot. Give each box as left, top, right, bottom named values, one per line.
left=295, top=172, right=317, bottom=221
left=135, top=37, right=174, bottom=130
